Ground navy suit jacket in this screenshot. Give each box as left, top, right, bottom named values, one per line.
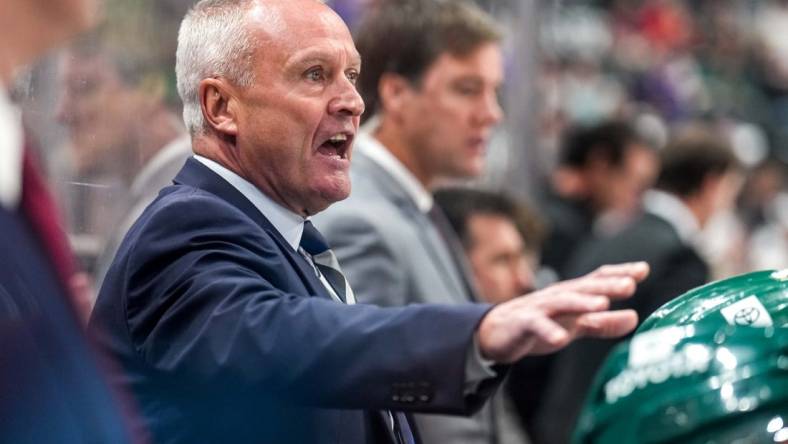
left=0, top=207, right=134, bottom=443
left=90, top=158, right=499, bottom=444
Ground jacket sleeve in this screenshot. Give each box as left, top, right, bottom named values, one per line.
left=120, top=192, right=494, bottom=415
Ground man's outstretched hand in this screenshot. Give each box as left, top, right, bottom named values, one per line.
left=477, top=262, right=650, bottom=363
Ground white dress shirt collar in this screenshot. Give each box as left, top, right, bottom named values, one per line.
left=643, top=189, right=701, bottom=244
left=194, top=155, right=305, bottom=251
left=355, top=131, right=433, bottom=213
left=0, top=86, right=24, bottom=210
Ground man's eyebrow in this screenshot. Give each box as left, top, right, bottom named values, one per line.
left=286, top=49, right=362, bottom=69
left=350, top=53, right=361, bottom=68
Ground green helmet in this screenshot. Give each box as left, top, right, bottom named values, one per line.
left=573, top=324, right=788, bottom=444
left=638, top=269, right=788, bottom=333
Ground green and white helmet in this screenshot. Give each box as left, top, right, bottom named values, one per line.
left=573, top=324, right=788, bottom=444
left=639, top=269, right=788, bottom=333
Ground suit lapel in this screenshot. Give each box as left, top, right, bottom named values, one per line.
left=173, top=158, right=334, bottom=301
left=353, top=152, right=470, bottom=302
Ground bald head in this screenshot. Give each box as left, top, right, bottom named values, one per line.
left=176, top=0, right=335, bottom=135
left=177, top=0, right=363, bottom=215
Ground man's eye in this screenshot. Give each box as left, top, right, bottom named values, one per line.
left=454, top=84, right=481, bottom=96
left=346, top=70, right=359, bottom=85
left=306, top=68, right=325, bottom=82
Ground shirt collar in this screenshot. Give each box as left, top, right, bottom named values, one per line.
left=194, top=155, right=305, bottom=251
left=356, top=129, right=434, bottom=213
left=0, top=86, right=24, bottom=209
left=643, top=189, right=701, bottom=244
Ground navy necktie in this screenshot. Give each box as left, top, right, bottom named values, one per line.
left=300, top=221, right=414, bottom=444
left=300, top=221, right=354, bottom=304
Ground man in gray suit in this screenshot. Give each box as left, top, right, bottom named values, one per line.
left=56, top=35, right=192, bottom=290
left=314, top=1, right=520, bottom=442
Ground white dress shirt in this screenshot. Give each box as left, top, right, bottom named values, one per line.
left=0, top=86, right=24, bottom=210
left=643, top=189, right=701, bottom=246
left=194, top=155, right=345, bottom=303
left=355, top=132, right=433, bottom=213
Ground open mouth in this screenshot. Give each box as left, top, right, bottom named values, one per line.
left=317, top=132, right=353, bottom=159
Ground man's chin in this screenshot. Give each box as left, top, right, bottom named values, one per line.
left=306, top=182, right=351, bottom=215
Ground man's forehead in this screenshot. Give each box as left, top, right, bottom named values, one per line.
left=247, top=0, right=350, bottom=43
left=247, top=1, right=358, bottom=67
left=427, top=44, right=504, bottom=82
left=288, top=45, right=361, bottom=66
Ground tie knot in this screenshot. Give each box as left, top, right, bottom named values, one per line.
left=300, top=220, right=330, bottom=255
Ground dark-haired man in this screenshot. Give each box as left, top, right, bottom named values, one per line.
left=56, top=37, right=191, bottom=288
left=435, top=187, right=544, bottom=442
left=541, top=120, right=659, bottom=279
left=313, top=2, right=519, bottom=441
left=435, top=188, right=543, bottom=305
left=536, top=126, right=742, bottom=444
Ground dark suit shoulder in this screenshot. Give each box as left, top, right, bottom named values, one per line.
left=566, top=213, right=684, bottom=277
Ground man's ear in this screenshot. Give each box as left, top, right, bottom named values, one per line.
left=199, top=78, right=239, bottom=136
left=378, top=73, right=413, bottom=118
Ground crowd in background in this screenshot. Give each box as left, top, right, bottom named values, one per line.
left=12, top=0, right=786, bottom=290
left=6, top=0, right=788, bottom=443
left=533, top=0, right=788, bottom=279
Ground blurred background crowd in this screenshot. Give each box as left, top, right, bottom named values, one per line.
left=14, top=0, right=787, bottom=289
left=8, top=0, right=788, bottom=442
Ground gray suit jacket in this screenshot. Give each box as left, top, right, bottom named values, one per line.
left=314, top=146, right=525, bottom=444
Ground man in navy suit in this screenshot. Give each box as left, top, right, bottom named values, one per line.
left=0, top=0, right=137, bottom=442
left=91, top=0, right=650, bottom=443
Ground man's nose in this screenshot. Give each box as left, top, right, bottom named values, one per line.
left=475, top=90, right=502, bottom=127
left=328, top=78, right=365, bottom=117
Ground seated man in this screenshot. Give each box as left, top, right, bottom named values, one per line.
left=56, top=34, right=191, bottom=286
left=434, top=187, right=543, bottom=304
left=435, top=187, right=544, bottom=442
left=90, top=1, right=650, bottom=443
left=540, top=120, right=658, bottom=279
left=537, top=126, right=742, bottom=444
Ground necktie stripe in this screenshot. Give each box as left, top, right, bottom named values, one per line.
left=300, top=221, right=411, bottom=443
left=315, top=263, right=347, bottom=303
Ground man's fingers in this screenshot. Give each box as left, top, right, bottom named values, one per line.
left=552, top=276, right=637, bottom=300
left=515, top=315, right=570, bottom=358
left=591, top=261, right=650, bottom=282
left=536, top=293, right=610, bottom=316
left=576, top=309, right=638, bottom=338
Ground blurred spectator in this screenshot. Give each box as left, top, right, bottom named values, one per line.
left=748, top=191, right=788, bottom=270
left=539, top=120, right=658, bottom=280
left=435, top=187, right=543, bottom=443
left=434, top=188, right=543, bottom=306
left=738, top=157, right=788, bottom=230
left=740, top=157, right=788, bottom=270
left=535, top=125, right=742, bottom=444
left=56, top=33, right=191, bottom=287
left=0, top=0, right=138, bottom=442
left=435, top=187, right=551, bottom=442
